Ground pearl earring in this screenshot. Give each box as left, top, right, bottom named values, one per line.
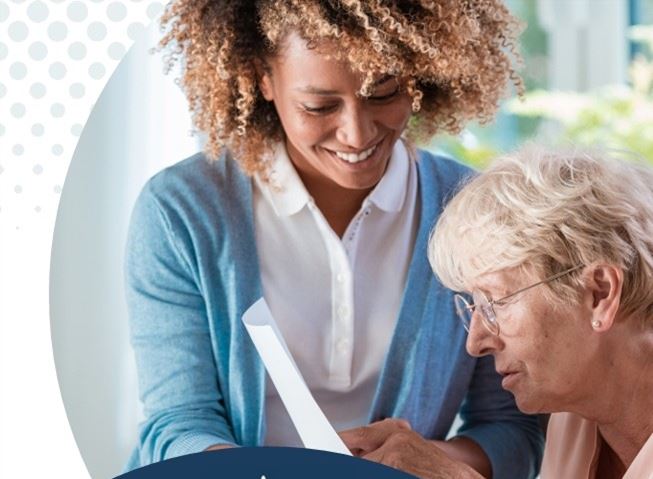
left=591, top=319, right=602, bottom=329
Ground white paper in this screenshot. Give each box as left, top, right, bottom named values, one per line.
left=242, top=298, right=352, bottom=455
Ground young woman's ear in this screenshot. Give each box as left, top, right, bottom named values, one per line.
left=255, top=60, right=274, bottom=101
left=582, top=264, right=623, bottom=332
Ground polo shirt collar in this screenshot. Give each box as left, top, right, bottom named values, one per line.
left=257, top=139, right=411, bottom=217
left=365, top=139, right=410, bottom=213
left=256, top=142, right=311, bottom=217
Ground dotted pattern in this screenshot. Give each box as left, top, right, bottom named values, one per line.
left=0, top=0, right=165, bottom=229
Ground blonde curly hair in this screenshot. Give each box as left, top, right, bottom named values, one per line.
left=158, top=0, right=523, bottom=175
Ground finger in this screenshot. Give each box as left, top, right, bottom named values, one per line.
left=362, top=445, right=390, bottom=465
left=384, top=417, right=412, bottom=430
left=349, top=447, right=365, bottom=457
left=362, top=435, right=438, bottom=479
left=362, top=441, right=405, bottom=469
left=340, top=418, right=413, bottom=452
left=368, top=417, right=413, bottom=433
left=339, top=426, right=388, bottom=453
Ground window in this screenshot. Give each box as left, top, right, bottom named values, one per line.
left=434, top=0, right=653, bottom=167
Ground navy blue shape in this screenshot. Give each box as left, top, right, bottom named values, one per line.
left=116, top=447, right=419, bottom=479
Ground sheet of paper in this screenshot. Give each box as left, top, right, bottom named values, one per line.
left=242, top=298, right=352, bottom=455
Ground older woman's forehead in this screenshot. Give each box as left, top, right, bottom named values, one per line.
left=469, top=268, right=525, bottom=294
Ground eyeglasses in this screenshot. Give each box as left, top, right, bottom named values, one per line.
left=454, top=264, right=584, bottom=336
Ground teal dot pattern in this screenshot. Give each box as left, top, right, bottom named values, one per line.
left=28, top=41, right=48, bottom=60
left=0, top=0, right=165, bottom=223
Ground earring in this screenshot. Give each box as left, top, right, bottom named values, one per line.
left=591, top=319, right=602, bottom=329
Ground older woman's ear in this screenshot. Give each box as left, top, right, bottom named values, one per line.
left=583, top=264, right=624, bottom=332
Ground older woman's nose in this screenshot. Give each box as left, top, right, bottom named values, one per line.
left=336, top=106, right=377, bottom=149
left=466, top=312, right=498, bottom=357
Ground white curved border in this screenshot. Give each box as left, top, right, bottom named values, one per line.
left=0, top=1, right=164, bottom=477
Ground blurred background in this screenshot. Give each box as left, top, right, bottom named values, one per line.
left=49, top=1, right=653, bottom=478
left=435, top=0, right=653, bottom=168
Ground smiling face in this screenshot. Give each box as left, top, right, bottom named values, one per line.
left=258, top=32, right=413, bottom=194
left=465, top=268, right=598, bottom=414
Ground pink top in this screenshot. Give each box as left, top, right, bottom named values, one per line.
left=541, top=412, right=653, bottom=478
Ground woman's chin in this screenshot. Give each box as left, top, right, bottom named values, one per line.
left=514, top=393, right=551, bottom=415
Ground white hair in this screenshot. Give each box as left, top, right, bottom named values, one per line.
left=428, top=145, right=653, bottom=323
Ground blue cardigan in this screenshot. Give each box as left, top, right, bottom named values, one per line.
left=125, top=149, right=543, bottom=477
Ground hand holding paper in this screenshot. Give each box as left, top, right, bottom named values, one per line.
left=242, top=298, right=352, bottom=455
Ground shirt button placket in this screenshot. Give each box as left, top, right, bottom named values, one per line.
left=330, top=244, right=353, bottom=385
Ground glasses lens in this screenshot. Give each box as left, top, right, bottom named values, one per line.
left=472, top=290, right=500, bottom=335
left=454, top=294, right=473, bottom=332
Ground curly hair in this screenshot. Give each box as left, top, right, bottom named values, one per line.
left=158, top=0, right=523, bottom=175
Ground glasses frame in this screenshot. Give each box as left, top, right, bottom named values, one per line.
left=454, top=264, right=585, bottom=336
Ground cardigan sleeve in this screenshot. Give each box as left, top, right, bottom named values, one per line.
left=124, top=181, right=237, bottom=468
left=456, top=354, right=544, bottom=479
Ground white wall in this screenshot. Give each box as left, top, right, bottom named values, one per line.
left=537, top=0, right=628, bottom=91
left=50, top=22, right=199, bottom=478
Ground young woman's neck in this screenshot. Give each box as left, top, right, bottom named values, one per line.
left=300, top=174, right=373, bottom=237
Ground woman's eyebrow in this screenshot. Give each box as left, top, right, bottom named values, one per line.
left=294, top=76, right=395, bottom=95
left=474, top=279, right=507, bottom=296
left=294, top=85, right=341, bottom=95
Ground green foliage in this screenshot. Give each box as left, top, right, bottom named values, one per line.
left=436, top=25, right=653, bottom=168
left=506, top=25, right=653, bottom=163
left=432, top=134, right=500, bottom=169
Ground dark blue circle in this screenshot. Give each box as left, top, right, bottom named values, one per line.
left=116, top=447, right=418, bottom=479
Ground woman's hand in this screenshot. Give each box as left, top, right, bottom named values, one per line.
left=340, top=419, right=485, bottom=479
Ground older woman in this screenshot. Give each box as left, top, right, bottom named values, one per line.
left=124, top=1, right=543, bottom=477
left=426, top=147, right=653, bottom=478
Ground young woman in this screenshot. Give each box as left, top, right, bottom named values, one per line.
left=124, top=2, right=543, bottom=477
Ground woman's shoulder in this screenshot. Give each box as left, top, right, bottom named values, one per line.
left=127, top=151, right=256, bottom=267
left=131, top=151, right=252, bottom=237
left=415, top=148, right=474, bottom=178
left=144, top=150, right=247, bottom=202
left=414, top=148, right=476, bottom=202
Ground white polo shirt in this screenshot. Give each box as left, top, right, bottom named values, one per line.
left=253, top=139, right=418, bottom=446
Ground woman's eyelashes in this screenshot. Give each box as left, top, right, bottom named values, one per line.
left=299, top=87, right=401, bottom=115
left=300, top=103, right=338, bottom=114
left=493, top=296, right=520, bottom=309
left=369, top=88, right=401, bottom=102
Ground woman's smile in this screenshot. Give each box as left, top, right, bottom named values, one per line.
left=320, top=136, right=388, bottom=170
left=258, top=32, right=413, bottom=194
left=328, top=143, right=378, bottom=164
